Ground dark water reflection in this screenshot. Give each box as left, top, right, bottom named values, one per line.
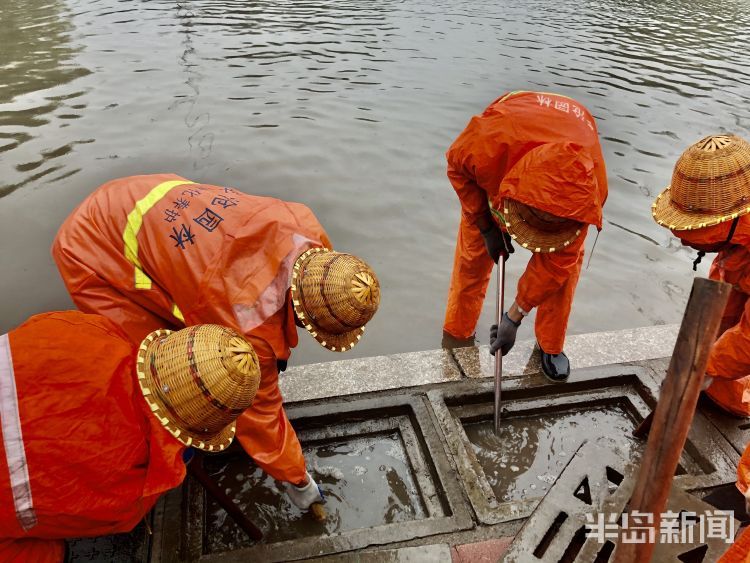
left=1, top=0, right=749, bottom=363
left=0, top=0, right=91, bottom=193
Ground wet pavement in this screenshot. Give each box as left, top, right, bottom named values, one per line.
left=53, top=327, right=750, bottom=561
left=147, top=347, right=744, bottom=562
left=3, top=0, right=750, bottom=363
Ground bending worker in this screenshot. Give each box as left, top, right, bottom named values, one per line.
left=444, top=90, right=608, bottom=382
left=652, top=134, right=750, bottom=417
left=52, top=174, right=380, bottom=509
left=0, top=311, right=260, bottom=562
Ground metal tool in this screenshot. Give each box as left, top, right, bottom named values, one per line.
left=493, top=258, right=506, bottom=435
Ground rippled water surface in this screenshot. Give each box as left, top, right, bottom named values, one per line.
left=2, top=0, right=749, bottom=362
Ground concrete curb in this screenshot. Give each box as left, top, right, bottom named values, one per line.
left=280, top=325, right=679, bottom=403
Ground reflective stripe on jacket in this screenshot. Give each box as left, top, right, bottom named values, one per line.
left=52, top=174, right=332, bottom=360
left=0, top=312, right=184, bottom=541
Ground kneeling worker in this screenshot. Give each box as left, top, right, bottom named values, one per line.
left=52, top=174, right=380, bottom=509
left=0, top=311, right=260, bottom=562
left=652, top=134, right=750, bottom=417
left=444, top=90, right=608, bottom=381
left=718, top=441, right=750, bottom=561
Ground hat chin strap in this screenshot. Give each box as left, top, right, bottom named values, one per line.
left=692, top=216, right=739, bottom=271
left=692, top=251, right=706, bottom=272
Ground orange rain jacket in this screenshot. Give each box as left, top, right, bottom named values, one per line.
left=0, top=312, right=184, bottom=562
left=53, top=174, right=332, bottom=484
left=677, top=217, right=750, bottom=416
left=444, top=91, right=608, bottom=353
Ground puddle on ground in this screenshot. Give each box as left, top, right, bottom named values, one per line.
left=203, top=431, right=426, bottom=552
left=463, top=405, right=636, bottom=503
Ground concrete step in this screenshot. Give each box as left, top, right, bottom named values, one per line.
left=305, top=543, right=453, bottom=562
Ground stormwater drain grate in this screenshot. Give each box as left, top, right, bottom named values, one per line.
left=429, top=365, right=739, bottom=525
left=153, top=395, right=472, bottom=562
left=502, top=439, right=739, bottom=562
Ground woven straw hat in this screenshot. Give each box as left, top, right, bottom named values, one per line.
left=501, top=199, right=584, bottom=253
left=291, top=247, right=380, bottom=351
left=136, top=324, right=260, bottom=452
left=652, top=134, right=750, bottom=231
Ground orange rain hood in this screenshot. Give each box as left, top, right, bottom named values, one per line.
left=495, top=141, right=604, bottom=229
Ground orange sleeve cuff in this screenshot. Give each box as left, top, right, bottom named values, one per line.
left=515, top=295, right=534, bottom=315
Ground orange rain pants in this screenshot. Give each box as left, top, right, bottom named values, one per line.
left=445, top=215, right=585, bottom=353
left=706, top=284, right=750, bottom=416
left=738, top=442, right=750, bottom=507
left=444, top=91, right=608, bottom=352
left=0, top=312, right=184, bottom=561
left=718, top=442, right=750, bottom=562
left=53, top=175, right=332, bottom=484
left=679, top=218, right=750, bottom=417
left=719, top=525, right=750, bottom=563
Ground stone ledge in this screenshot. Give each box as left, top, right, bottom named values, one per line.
left=306, top=544, right=453, bottom=562
left=453, top=324, right=680, bottom=379
left=280, top=325, right=679, bottom=404
left=280, top=349, right=461, bottom=403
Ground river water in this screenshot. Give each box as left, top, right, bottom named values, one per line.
left=1, top=0, right=749, bottom=364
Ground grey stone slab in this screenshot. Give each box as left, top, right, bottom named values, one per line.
left=452, top=339, right=539, bottom=380
left=305, top=544, right=453, bottom=562
left=454, top=324, right=679, bottom=379
left=280, top=349, right=461, bottom=403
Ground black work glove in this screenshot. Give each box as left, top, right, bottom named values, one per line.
left=479, top=223, right=514, bottom=263
left=490, top=312, right=522, bottom=356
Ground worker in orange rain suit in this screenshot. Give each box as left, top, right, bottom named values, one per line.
left=0, top=311, right=260, bottom=562
left=652, top=134, right=750, bottom=417
left=444, top=90, right=608, bottom=382
left=718, top=442, right=750, bottom=562
left=52, top=174, right=380, bottom=508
